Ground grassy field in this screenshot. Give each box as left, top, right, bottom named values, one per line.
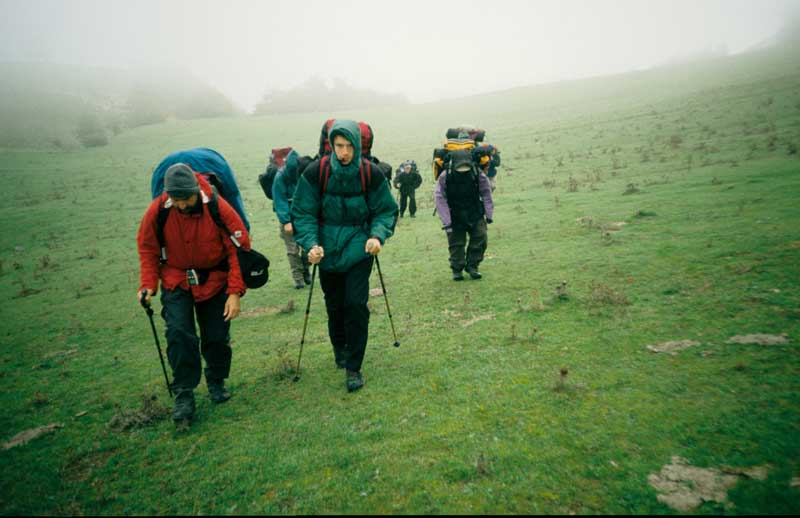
left=1, top=43, right=799, bottom=515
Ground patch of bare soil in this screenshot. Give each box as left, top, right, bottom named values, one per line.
left=726, top=334, right=788, bottom=345
left=63, top=448, right=117, bottom=483
left=108, top=395, right=169, bottom=432
left=648, top=456, right=771, bottom=512
left=3, top=423, right=63, bottom=450
left=240, top=306, right=282, bottom=319
left=43, top=349, right=78, bottom=360
left=442, top=309, right=463, bottom=319
left=462, top=314, right=495, bottom=328
left=604, top=221, right=627, bottom=232
left=646, top=340, right=701, bottom=354
left=369, top=288, right=384, bottom=298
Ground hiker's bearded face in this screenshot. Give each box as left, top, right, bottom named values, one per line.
left=173, top=194, right=199, bottom=214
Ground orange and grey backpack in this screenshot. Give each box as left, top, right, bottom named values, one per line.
left=318, top=119, right=375, bottom=158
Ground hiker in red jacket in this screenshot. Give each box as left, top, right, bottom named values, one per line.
left=137, top=164, right=250, bottom=425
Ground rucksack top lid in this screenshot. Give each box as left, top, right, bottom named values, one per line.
left=450, top=149, right=475, bottom=172
left=319, top=119, right=374, bottom=157
left=270, top=147, right=294, bottom=167
left=446, top=126, right=485, bottom=142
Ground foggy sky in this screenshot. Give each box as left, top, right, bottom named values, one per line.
left=1, top=0, right=797, bottom=112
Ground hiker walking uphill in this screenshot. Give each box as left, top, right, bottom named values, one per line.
left=137, top=164, right=251, bottom=426
left=291, top=119, right=398, bottom=392
left=434, top=149, right=494, bottom=280
left=394, top=160, right=423, bottom=218
left=270, top=150, right=312, bottom=289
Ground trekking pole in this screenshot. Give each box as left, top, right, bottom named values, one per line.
left=374, top=256, right=400, bottom=347
left=293, top=264, right=317, bottom=382
left=139, top=290, right=173, bottom=397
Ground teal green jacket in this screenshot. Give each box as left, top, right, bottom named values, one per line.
left=291, top=120, right=398, bottom=272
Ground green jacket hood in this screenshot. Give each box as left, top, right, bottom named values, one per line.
left=329, top=119, right=361, bottom=174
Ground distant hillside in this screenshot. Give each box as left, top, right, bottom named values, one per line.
left=0, top=62, right=239, bottom=149
left=417, top=36, right=800, bottom=132
left=254, top=77, right=408, bottom=116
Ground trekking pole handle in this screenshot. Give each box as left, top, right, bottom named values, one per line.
left=140, top=289, right=153, bottom=315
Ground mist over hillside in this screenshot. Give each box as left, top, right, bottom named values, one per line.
left=0, top=63, right=238, bottom=149
left=254, top=77, right=409, bottom=116
left=1, top=23, right=798, bottom=151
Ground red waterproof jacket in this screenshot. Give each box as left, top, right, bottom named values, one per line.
left=137, top=174, right=250, bottom=302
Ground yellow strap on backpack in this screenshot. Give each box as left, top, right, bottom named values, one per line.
left=433, top=157, right=444, bottom=180
left=444, top=139, right=475, bottom=152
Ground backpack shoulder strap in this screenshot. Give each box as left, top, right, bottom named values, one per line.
left=206, top=193, right=242, bottom=248
left=156, top=202, right=170, bottom=264
left=317, top=156, right=372, bottom=195
left=319, top=155, right=332, bottom=194
left=359, top=158, right=372, bottom=193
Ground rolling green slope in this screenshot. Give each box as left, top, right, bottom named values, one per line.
left=0, top=42, right=798, bottom=515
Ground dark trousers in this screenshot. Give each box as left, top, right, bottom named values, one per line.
left=160, top=287, right=232, bottom=391
left=318, top=256, right=374, bottom=372
left=399, top=189, right=416, bottom=217
left=447, top=218, right=488, bottom=272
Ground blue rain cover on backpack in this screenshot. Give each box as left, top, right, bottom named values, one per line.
left=151, top=147, right=250, bottom=230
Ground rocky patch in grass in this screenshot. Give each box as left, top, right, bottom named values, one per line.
left=3, top=423, right=63, bottom=450
left=462, top=314, right=495, bottom=328
left=726, top=333, right=788, bottom=345
left=648, top=456, right=771, bottom=512
left=108, top=395, right=169, bottom=432
left=240, top=306, right=283, bottom=319
left=646, top=340, right=701, bottom=354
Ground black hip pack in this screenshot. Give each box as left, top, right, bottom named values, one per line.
left=207, top=195, right=269, bottom=289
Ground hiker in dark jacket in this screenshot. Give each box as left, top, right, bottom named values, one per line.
left=137, top=164, right=250, bottom=425
left=484, top=145, right=501, bottom=192
left=272, top=150, right=311, bottom=289
left=434, top=150, right=494, bottom=280
left=291, top=119, right=398, bottom=392
left=393, top=160, right=423, bottom=218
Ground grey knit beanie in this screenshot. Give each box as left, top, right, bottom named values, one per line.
left=164, top=163, right=200, bottom=199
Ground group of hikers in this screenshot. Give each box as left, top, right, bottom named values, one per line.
left=136, top=120, right=500, bottom=426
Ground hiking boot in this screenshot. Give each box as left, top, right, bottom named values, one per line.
left=207, top=379, right=231, bottom=404
left=172, top=389, right=196, bottom=423
left=452, top=270, right=464, bottom=281
left=346, top=369, right=364, bottom=392
left=294, top=280, right=306, bottom=289
left=466, top=267, right=482, bottom=280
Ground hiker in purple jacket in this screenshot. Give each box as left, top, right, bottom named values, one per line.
left=434, top=149, right=494, bottom=281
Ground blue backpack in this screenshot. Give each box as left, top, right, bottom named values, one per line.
left=151, top=147, right=250, bottom=230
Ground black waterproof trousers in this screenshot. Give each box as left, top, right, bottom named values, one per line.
left=318, top=256, right=374, bottom=372
left=399, top=188, right=417, bottom=217
left=447, top=218, right=488, bottom=272
left=160, top=287, right=232, bottom=391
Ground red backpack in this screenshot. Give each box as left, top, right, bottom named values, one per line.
left=317, top=119, right=375, bottom=157
left=270, top=147, right=294, bottom=168
left=257, top=146, right=295, bottom=200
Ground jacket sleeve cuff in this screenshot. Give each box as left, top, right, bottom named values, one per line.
left=227, top=286, right=245, bottom=297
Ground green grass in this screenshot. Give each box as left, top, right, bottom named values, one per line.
left=1, top=44, right=799, bottom=515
